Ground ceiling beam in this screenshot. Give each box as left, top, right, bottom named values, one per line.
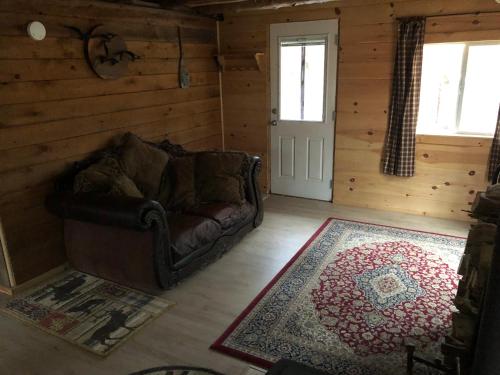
left=194, top=0, right=344, bottom=14
left=99, top=0, right=342, bottom=12
left=100, top=0, right=161, bottom=8
left=185, top=0, right=246, bottom=7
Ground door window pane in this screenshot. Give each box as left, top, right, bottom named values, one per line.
left=459, top=44, right=500, bottom=134
left=279, top=37, right=326, bottom=122
left=280, top=45, right=302, bottom=121
left=304, top=44, right=326, bottom=121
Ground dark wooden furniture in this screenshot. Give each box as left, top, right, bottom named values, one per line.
left=470, top=224, right=500, bottom=374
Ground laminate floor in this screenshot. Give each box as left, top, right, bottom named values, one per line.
left=0, top=195, right=470, bottom=375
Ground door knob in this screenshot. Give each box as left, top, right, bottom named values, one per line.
left=270, top=120, right=278, bottom=126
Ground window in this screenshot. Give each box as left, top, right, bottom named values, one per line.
left=279, top=36, right=327, bottom=122
left=417, top=42, right=500, bottom=136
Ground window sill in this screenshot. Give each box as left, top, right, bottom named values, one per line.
left=416, top=133, right=493, bottom=147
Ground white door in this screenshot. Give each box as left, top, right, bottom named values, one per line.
left=270, top=20, right=338, bottom=201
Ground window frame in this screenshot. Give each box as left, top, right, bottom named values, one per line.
left=278, top=34, right=329, bottom=123
left=418, top=40, right=500, bottom=138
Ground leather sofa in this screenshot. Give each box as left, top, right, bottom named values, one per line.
left=46, top=134, right=263, bottom=293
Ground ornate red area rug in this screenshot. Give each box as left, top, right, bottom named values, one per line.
left=211, top=218, right=466, bottom=375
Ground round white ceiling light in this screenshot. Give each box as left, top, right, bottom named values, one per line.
left=27, top=21, right=46, bottom=41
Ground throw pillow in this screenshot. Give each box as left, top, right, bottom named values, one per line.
left=168, top=155, right=197, bottom=209
left=198, top=152, right=246, bottom=176
left=117, top=133, right=169, bottom=199
left=73, top=157, right=143, bottom=198
left=196, top=152, right=246, bottom=205
left=157, top=165, right=173, bottom=209
left=200, top=175, right=245, bottom=205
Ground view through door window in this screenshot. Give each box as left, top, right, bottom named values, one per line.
left=279, top=37, right=327, bottom=122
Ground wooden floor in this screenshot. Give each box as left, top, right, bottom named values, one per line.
left=0, top=195, right=470, bottom=375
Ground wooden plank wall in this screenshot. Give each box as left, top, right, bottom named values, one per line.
left=0, top=0, right=221, bottom=285
left=218, top=0, right=500, bottom=220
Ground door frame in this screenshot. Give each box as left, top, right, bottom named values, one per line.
left=268, top=19, right=339, bottom=201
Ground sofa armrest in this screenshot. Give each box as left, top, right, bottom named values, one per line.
left=46, top=192, right=174, bottom=290
left=46, top=192, right=167, bottom=231
left=245, top=155, right=264, bottom=227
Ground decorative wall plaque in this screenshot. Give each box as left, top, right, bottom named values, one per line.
left=65, top=24, right=140, bottom=80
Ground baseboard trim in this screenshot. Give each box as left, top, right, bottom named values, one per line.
left=0, top=264, right=68, bottom=297
left=0, top=284, right=13, bottom=296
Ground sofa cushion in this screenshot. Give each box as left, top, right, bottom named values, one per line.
left=196, top=152, right=246, bottom=205
left=167, top=155, right=197, bottom=209
left=73, top=157, right=143, bottom=198
left=117, top=133, right=169, bottom=199
left=187, top=202, right=255, bottom=229
left=167, top=213, right=222, bottom=261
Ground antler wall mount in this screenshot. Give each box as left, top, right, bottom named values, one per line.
left=65, top=25, right=140, bottom=80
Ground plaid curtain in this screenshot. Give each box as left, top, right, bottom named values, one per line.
left=382, top=17, right=426, bottom=177
left=488, top=105, right=500, bottom=182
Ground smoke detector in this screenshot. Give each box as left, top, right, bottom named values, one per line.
left=27, top=21, right=46, bottom=41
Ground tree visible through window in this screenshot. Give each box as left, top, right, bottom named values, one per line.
left=417, top=42, right=500, bottom=136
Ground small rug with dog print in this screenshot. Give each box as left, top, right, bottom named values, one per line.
left=1, top=271, right=173, bottom=356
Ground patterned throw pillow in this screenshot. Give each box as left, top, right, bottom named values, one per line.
left=160, top=152, right=247, bottom=210
left=73, top=157, right=143, bottom=198
left=117, top=133, right=169, bottom=199
left=167, top=155, right=197, bottom=209
left=196, top=152, right=246, bottom=205
left=198, top=174, right=245, bottom=205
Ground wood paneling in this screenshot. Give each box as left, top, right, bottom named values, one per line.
left=218, top=0, right=500, bottom=220
left=0, top=0, right=221, bottom=285
left=425, top=13, right=500, bottom=42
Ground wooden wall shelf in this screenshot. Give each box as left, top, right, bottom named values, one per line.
left=216, top=52, right=265, bottom=72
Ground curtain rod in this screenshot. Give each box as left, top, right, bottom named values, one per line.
left=396, top=10, right=500, bottom=21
